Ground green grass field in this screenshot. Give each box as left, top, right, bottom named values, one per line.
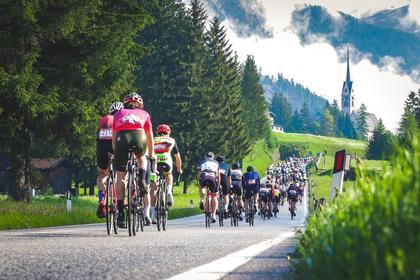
left=273, top=132, right=367, bottom=157
left=243, top=139, right=274, bottom=175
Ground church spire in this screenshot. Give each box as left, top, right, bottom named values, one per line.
left=346, top=46, right=351, bottom=82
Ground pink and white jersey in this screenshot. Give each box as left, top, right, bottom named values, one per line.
left=113, top=108, right=152, bottom=133
left=97, top=114, right=113, bottom=140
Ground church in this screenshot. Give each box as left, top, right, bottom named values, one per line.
left=341, top=47, right=378, bottom=140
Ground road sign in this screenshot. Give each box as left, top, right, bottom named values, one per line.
left=330, top=150, right=346, bottom=199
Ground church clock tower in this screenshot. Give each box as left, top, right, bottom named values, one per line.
left=341, top=47, right=355, bottom=115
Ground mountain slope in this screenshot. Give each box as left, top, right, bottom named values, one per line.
left=261, top=74, right=328, bottom=120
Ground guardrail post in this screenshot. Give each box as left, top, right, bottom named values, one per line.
left=66, top=191, right=72, bottom=213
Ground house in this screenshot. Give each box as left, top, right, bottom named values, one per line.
left=31, top=158, right=72, bottom=194
left=0, top=155, right=71, bottom=194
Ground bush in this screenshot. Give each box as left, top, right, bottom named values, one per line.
left=279, top=143, right=307, bottom=160
left=297, top=138, right=420, bottom=279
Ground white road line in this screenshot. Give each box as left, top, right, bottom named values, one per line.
left=166, top=231, right=295, bottom=280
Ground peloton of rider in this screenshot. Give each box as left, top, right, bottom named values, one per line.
left=96, top=101, right=124, bottom=218
left=198, top=152, right=220, bottom=223
left=112, top=92, right=156, bottom=227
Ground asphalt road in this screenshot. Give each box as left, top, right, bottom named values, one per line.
left=0, top=188, right=307, bottom=280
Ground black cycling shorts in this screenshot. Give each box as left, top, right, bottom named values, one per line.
left=244, top=185, right=258, bottom=200
left=221, top=182, right=230, bottom=195
left=114, top=130, right=147, bottom=172
left=96, top=140, right=113, bottom=170
left=199, top=172, right=218, bottom=194
left=231, top=181, right=242, bottom=196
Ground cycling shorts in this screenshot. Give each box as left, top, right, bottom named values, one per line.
left=96, top=140, right=113, bottom=170
left=199, top=171, right=218, bottom=194
left=231, top=180, right=242, bottom=197
left=259, top=188, right=271, bottom=203
left=156, top=154, right=173, bottom=174
left=244, top=185, right=258, bottom=200
left=114, top=130, right=147, bottom=172
left=221, top=181, right=230, bottom=195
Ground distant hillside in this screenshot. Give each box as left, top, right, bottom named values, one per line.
left=261, top=74, right=328, bottom=120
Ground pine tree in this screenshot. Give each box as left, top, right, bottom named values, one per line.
left=320, top=107, right=335, bottom=136
left=299, top=103, right=312, bottom=134
left=205, top=17, right=251, bottom=162
left=241, top=55, right=270, bottom=143
left=366, top=119, right=395, bottom=160
left=270, top=92, right=292, bottom=129
left=0, top=0, right=150, bottom=200
left=404, top=90, right=420, bottom=126
left=398, top=107, right=419, bottom=151
left=289, top=110, right=301, bottom=133
left=357, top=103, right=369, bottom=140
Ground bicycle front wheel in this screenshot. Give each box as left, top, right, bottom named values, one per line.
left=127, top=173, right=136, bottom=236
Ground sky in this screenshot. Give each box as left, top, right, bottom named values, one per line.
left=203, top=0, right=420, bottom=132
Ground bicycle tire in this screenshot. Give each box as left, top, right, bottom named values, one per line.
left=127, top=172, right=136, bottom=236
left=161, top=182, right=168, bottom=231
left=105, top=176, right=111, bottom=235
left=205, top=196, right=211, bottom=228
left=218, top=196, right=224, bottom=227
left=156, top=185, right=162, bottom=232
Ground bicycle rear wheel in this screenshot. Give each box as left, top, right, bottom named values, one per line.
left=156, top=186, right=162, bottom=232
left=105, top=177, right=112, bottom=235
left=161, top=183, right=168, bottom=231
left=218, top=195, right=224, bottom=227
left=127, top=173, right=136, bottom=236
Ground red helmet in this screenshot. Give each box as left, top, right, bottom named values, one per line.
left=123, top=92, right=143, bottom=106
left=157, top=124, right=171, bottom=135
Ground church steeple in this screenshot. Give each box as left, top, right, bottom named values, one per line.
left=341, top=46, right=355, bottom=115
left=346, top=46, right=351, bottom=82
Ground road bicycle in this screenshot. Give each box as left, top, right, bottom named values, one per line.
left=246, top=194, right=255, bottom=226
left=289, top=197, right=297, bottom=220
left=155, top=162, right=168, bottom=231
left=204, top=188, right=212, bottom=228
left=217, top=189, right=224, bottom=227
left=105, top=153, right=118, bottom=235
left=125, top=146, right=144, bottom=236
left=229, top=192, right=240, bottom=227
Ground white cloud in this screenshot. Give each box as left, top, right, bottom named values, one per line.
left=222, top=0, right=420, bottom=132
left=407, top=0, right=420, bottom=24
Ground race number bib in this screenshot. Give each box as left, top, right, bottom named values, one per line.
left=200, top=161, right=218, bottom=172
left=247, top=179, right=257, bottom=185
left=99, top=129, right=112, bottom=139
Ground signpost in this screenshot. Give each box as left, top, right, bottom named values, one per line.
left=330, top=150, right=346, bottom=200
left=66, top=191, right=72, bottom=213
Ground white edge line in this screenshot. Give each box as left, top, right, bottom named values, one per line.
left=166, top=231, right=295, bottom=280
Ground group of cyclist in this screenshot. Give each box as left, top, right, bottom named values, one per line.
left=94, top=90, right=310, bottom=229
left=95, top=92, right=182, bottom=228
left=258, top=157, right=309, bottom=219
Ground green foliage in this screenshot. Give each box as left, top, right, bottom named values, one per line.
left=298, top=138, right=420, bottom=279
left=366, top=119, right=396, bottom=160
left=356, top=103, right=369, bottom=140
left=241, top=55, right=270, bottom=143
left=279, top=143, right=307, bottom=160
left=0, top=0, right=151, bottom=200
left=398, top=93, right=420, bottom=151
left=270, top=92, right=292, bottom=128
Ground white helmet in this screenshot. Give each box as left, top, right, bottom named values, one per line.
left=109, top=102, right=124, bottom=115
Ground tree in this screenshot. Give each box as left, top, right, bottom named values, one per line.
left=270, top=92, right=292, bottom=129
left=320, top=107, right=335, bottom=136
left=289, top=110, right=301, bottom=133
left=404, top=90, right=420, bottom=126
left=366, top=119, right=395, bottom=160
left=0, top=0, right=151, bottom=200
left=241, top=55, right=270, bottom=143
left=398, top=107, right=419, bottom=151
left=299, top=103, right=312, bottom=134
left=357, top=103, right=368, bottom=140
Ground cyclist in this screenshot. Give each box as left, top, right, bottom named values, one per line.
left=198, top=152, right=220, bottom=223
left=112, top=92, right=156, bottom=227
left=243, top=165, right=260, bottom=223
left=230, top=163, right=244, bottom=220
left=216, top=156, right=231, bottom=218
left=150, top=124, right=182, bottom=224
left=287, top=183, right=299, bottom=216
left=96, top=101, right=123, bottom=218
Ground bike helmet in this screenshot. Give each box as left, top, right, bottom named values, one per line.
left=216, top=156, right=225, bottom=162
left=123, top=92, right=143, bottom=106
left=157, top=124, right=171, bottom=135
left=247, top=166, right=254, bottom=172
left=205, top=152, right=214, bottom=159
left=232, top=163, right=240, bottom=169
left=108, top=101, right=124, bottom=115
